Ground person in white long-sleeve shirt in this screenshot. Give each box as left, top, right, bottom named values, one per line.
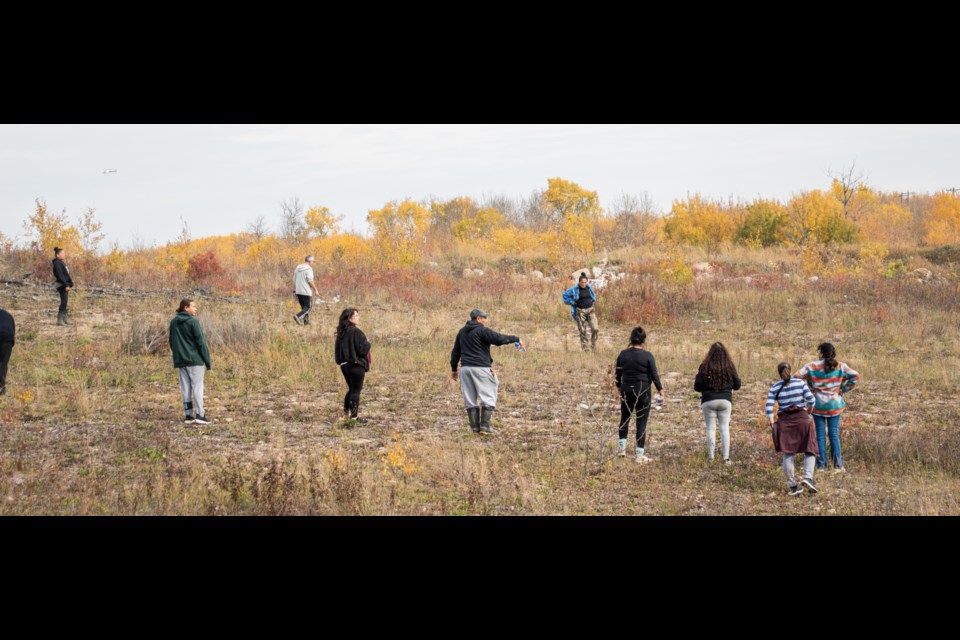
left=293, top=255, right=320, bottom=326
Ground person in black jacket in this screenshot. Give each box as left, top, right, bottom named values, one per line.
left=52, top=247, right=74, bottom=326
left=335, top=308, right=371, bottom=424
left=694, top=342, right=742, bottom=463
left=0, top=308, right=14, bottom=396
left=450, top=309, right=524, bottom=435
left=614, top=327, right=664, bottom=463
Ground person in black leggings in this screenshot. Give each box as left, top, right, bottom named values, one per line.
left=614, top=326, right=664, bottom=464
left=52, top=247, right=74, bottom=326
left=334, top=308, right=371, bottom=424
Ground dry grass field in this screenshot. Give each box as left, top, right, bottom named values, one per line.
left=2, top=247, right=959, bottom=516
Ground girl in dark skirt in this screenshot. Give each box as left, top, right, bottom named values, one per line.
left=766, top=362, right=819, bottom=495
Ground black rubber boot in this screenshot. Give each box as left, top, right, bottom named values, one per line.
left=479, top=406, right=495, bottom=435
left=57, top=312, right=66, bottom=326
left=467, top=408, right=480, bottom=433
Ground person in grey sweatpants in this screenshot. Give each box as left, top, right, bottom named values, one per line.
left=451, top=309, right=524, bottom=435
left=169, top=298, right=212, bottom=425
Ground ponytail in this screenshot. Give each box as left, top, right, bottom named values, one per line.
left=777, top=362, right=792, bottom=382
left=818, top=342, right=838, bottom=371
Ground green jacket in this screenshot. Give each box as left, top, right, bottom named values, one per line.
left=169, top=312, right=211, bottom=370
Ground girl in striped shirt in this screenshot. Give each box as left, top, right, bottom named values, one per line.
left=767, top=362, right=818, bottom=495
left=796, top=343, right=860, bottom=473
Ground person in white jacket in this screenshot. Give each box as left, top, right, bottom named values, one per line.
left=293, top=255, right=320, bottom=325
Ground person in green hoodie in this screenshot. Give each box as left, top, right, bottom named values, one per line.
left=169, top=299, right=212, bottom=425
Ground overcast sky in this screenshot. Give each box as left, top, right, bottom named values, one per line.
left=1, top=124, right=958, bottom=247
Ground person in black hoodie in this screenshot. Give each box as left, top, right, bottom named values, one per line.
left=450, top=309, right=524, bottom=435
left=335, top=308, right=371, bottom=423
left=52, top=247, right=74, bottom=326
left=0, top=308, right=14, bottom=396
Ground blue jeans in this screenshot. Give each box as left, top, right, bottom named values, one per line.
left=813, top=414, right=842, bottom=469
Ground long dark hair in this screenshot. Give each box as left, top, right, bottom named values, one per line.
left=336, top=308, right=358, bottom=342
left=698, top=342, right=739, bottom=391
left=818, top=342, right=838, bottom=371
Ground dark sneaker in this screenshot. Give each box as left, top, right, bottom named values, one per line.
left=293, top=314, right=304, bottom=326
left=183, top=415, right=195, bottom=425
left=789, top=484, right=803, bottom=496
left=193, top=415, right=212, bottom=425
left=800, top=479, right=819, bottom=494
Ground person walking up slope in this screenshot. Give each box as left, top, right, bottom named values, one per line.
left=293, top=255, right=320, bottom=325
left=563, top=273, right=599, bottom=352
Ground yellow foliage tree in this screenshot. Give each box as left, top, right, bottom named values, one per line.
left=305, top=206, right=343, bottom=239
left=923, top=193, right=960, bottom=246
left=543, top=178, right=602, bottom=225
left=539, top=178, right=603, bottom=262
left=311, top=233, right=374, bottom=269
left=829, top=177, right=874, bottom=221
left=663, top=195, right=736, bottom=254
left=367, top=200, right=432, bottom=267
left=453, top=207, right=505, bottom=241
left=784, top=191, right=857, bottom=246
left=431, top=197, right=478, bottom=235
left=23, top=198, right=81, bottom=258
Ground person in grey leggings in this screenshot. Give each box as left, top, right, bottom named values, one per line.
left=694, top=343, right=741, bottom=463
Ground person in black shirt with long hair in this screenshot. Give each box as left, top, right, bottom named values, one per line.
left=694, top=342, right=742, bottom=463
left=335, top=308, right=372, bottom=424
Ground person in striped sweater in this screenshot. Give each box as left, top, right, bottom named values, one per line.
left=796, top=343, right=860, bottom=473
left=767, top=362, right=818, bottom=495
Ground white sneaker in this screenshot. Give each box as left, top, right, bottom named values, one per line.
left=636, top=454, right=653, bottom=465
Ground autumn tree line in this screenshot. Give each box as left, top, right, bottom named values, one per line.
left=2, top=176, right=959, bottom=294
